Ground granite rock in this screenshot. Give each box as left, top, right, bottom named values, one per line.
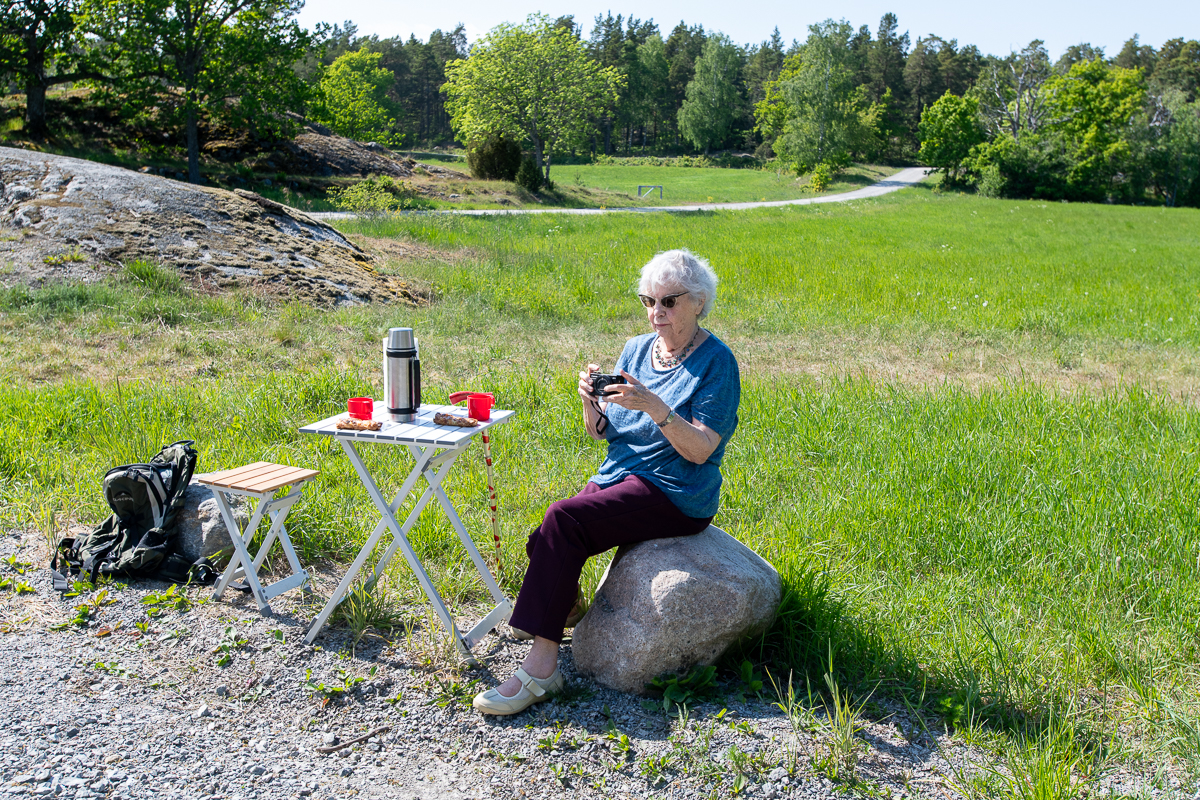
left=572, top=524, right=781, bottom=694
left=174, top=480, right=247, bottom=562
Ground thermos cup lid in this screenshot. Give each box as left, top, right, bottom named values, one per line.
left=386, top=328, right=416, bottom=349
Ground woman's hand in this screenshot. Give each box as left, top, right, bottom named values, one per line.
left=602, top=370, right=671, bottom=421
left=578, top=363, right=606, bottom=441
left=607, top=370, right=721, bottom=464
left=577, top=363, right=602, bottom=402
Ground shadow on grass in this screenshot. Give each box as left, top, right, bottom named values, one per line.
left=723, top=553, right=1105, bottom=753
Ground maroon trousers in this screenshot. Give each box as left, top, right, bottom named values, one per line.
left=508, top=474, right=712, bottom=643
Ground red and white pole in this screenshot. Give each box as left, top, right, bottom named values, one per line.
left=481, top=431, right=502, bottom=581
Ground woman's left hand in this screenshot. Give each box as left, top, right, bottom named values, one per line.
left=603, top=370, right=671, bottom=423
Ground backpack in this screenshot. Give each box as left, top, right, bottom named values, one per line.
left=53, top=440, right=214, bottom=588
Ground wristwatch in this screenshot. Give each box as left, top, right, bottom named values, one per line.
left=656, top=409, right=676, bottom=428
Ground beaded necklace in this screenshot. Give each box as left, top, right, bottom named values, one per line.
left=655, top=328, right=701, bottom=369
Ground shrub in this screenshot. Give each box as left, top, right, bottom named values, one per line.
left=515, top=157, right=543, bottom=192
left=467, top=135, right=522, bottom=181
left=808, top=162, right=836, bottom=192
left=329, top=176, right=429, bottom=215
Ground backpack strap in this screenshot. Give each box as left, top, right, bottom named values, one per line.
left=51, top=538, right=75, bottom=593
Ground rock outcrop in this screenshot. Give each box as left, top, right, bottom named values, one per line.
left=0, top=147, right=421, bottom=305
left=572, top=525, right=782, bottom=695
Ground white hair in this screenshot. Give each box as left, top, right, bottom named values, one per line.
left=638, top=249, right=719, bottom=319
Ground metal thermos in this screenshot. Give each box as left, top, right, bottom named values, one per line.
left=383, top=327, right=420, bottom=422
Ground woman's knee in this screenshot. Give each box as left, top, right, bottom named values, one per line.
left=530, top=499, right=586, bottom=550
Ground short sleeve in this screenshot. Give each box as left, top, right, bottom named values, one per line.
left=688, top=351, right=740, bottom=440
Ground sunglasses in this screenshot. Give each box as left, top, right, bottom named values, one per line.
left=638, top=291, right=689, bottom=309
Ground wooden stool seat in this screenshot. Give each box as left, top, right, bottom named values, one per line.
left=198, top=462, right=320, bottom=494
left=196, top=462, right=318, bottom=614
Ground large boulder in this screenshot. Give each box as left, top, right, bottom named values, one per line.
left=572, top=525, right=781, bottom=695
left=0, top=146, right=422, bottom=306
left=174, top=480, right=248, bottom=563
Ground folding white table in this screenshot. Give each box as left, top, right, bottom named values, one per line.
left=299, top=403, right=515, bottom=655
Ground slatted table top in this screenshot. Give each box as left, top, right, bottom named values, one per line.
left=196, top=462, right=320, bottom=494
left=299, top=403, right=515, bottom=446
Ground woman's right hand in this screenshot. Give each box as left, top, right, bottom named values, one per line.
left=577, top=363, right=601, bottom=402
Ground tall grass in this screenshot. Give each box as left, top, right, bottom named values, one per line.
left=1, top=366, right=1196, bottom=732
left=340, top=187, right=1200, bottom=347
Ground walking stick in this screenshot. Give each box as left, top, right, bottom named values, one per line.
left=481, top=430, right=502, bottom=581
left=448, top=391, right=504, bottom=581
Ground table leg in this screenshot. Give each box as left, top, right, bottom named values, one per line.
left=337, top=439, right=462, bottom=649
left=303, top=442, right=440, bottom=646
left=431, top=475, right=506, bottom=605
left=371, top=447, right=460, bottom=582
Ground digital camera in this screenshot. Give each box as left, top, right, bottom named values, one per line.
left=589, top=373, right=624, bottom=397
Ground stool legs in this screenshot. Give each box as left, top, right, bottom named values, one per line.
left=211, top=486, right=310, bottom=613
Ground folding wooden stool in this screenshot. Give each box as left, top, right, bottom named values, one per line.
left=196, top=462, right=319, bottom=613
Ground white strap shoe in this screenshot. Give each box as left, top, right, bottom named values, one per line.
left=472, top=667, right=564, bottom=716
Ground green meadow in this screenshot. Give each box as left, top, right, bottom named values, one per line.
left=544, top=162, right=899, bottom=206
left=2, top=185, right=1198, bottom=780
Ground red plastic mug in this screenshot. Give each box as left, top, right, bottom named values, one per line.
left=347, top=397, right=374, bottom=420
left=449, top=391, right=494, bottom=422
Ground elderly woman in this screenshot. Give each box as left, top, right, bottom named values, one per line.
left=473, top=249, right=741, bottom=715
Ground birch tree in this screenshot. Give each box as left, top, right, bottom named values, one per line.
left=442, top=14, right=622, bottom=183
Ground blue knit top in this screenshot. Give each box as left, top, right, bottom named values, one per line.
left=589, top=332, right=740, bottom=518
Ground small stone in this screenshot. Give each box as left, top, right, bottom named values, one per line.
left=192, top=705, right=211, bottom=719
left=215, top=685, right=229, bottom=697
left=768, top=767, right=788, bottom=782
left=339, top=767, right=353, bottom=777
left=261, top=675, right=274, bottom=687
left=251, top=766, right=265, bottom=776
left=322, top=733, right=338, bottom=745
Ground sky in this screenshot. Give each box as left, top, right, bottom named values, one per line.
left=296, top=0, right=1197, bottom=59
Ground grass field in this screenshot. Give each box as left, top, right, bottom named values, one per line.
left=553, top=162, right=896, bottom=206
left=2, top=186, right=1199, bottom=788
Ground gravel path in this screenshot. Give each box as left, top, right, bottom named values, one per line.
left=307, top=168, right=932, bottom=221
left=0, top=527, right=1178, bottom=800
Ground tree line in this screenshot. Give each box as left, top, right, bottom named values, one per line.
left=918, top=38, right=1200, bottom=205
left=2, top=2, right=1197, bottom=205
